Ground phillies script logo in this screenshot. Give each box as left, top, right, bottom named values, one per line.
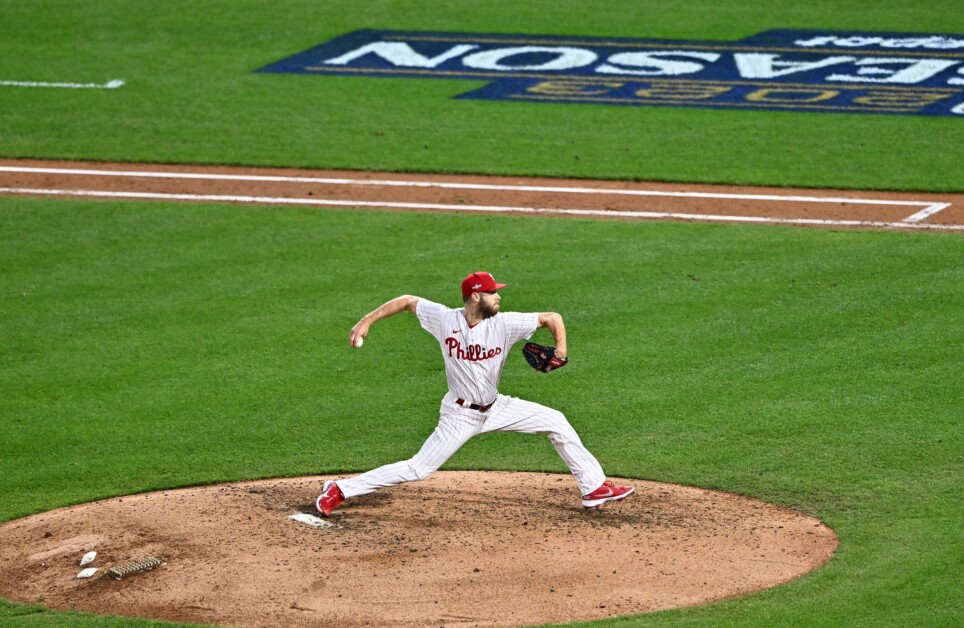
left=445, top=338, right=503, bottom=361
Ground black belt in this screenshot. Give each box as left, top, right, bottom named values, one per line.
left=456, top=398, right=495, bottom=413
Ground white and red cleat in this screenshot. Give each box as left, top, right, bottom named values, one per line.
left=316, top=481, right=344, bottom=517
left=582, top=480, right=634, bottom=509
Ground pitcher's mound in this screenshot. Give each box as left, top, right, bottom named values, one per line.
left=0, top=471, right=836, bottom=627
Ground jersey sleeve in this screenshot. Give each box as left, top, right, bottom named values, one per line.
left=501, top=312, right=540, bottom=346
left=415, top=298, right=448, bottom=341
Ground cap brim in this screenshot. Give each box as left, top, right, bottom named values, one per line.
left=494, top=282, right=508, bottom=290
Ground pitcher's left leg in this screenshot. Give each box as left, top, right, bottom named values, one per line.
left=483, top=396, right=606, bottom=495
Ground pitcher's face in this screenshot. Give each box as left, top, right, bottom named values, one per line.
left=478, top=291, right=501, bottom=318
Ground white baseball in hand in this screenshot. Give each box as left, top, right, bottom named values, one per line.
left=353, top=336, right=364, bottom=348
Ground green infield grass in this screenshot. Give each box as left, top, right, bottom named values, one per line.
left=0, top=0, right=962, bottom=191
left=1, top=198, right=961, bottom=626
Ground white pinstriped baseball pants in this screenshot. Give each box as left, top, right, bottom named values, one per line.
left=337, top=392, right=607, bottom=498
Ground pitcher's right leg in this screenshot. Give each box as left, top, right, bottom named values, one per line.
left=319, top=410, right=479, bottom=515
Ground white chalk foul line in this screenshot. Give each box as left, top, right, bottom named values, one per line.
left=902, top=203, right=952, bottom=223
left=2, top=187, right=962, bottom=231
left=0, top=79, right=124, bottom=90
left=0, top=165, right=950, bottom=221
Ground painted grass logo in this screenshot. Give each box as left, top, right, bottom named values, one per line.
left=258, top=29, right=964, bottom=117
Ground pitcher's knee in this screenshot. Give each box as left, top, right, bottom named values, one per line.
left=543, top=409, right=577, bottom=434
left=407, top=459, right=436, bottom=481
left=544, top=408, right=569, bottom=426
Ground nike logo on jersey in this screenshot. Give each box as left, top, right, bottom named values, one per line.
left=452, top=329, right=461, bottom=334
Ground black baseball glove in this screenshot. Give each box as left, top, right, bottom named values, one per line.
left=522, top=342, right=569, bottom=373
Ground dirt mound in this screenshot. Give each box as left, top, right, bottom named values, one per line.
left=0, top=472, right=836, bottom=627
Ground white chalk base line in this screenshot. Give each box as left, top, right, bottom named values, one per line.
left=0, top=165, right=949, bottom=223
left=0, top=79, right=124, bottom=90
left=1, top=186, right=961, bottom=231
left=903, top=203, right=952, bottom=223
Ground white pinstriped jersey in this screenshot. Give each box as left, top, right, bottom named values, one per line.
left=416, top=298, right=538, bottom=404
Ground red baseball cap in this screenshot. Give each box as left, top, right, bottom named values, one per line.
left=461, top=271, right=507, bottom=297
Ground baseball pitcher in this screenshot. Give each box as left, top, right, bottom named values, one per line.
left=317, top=271, right=633, bottom=515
